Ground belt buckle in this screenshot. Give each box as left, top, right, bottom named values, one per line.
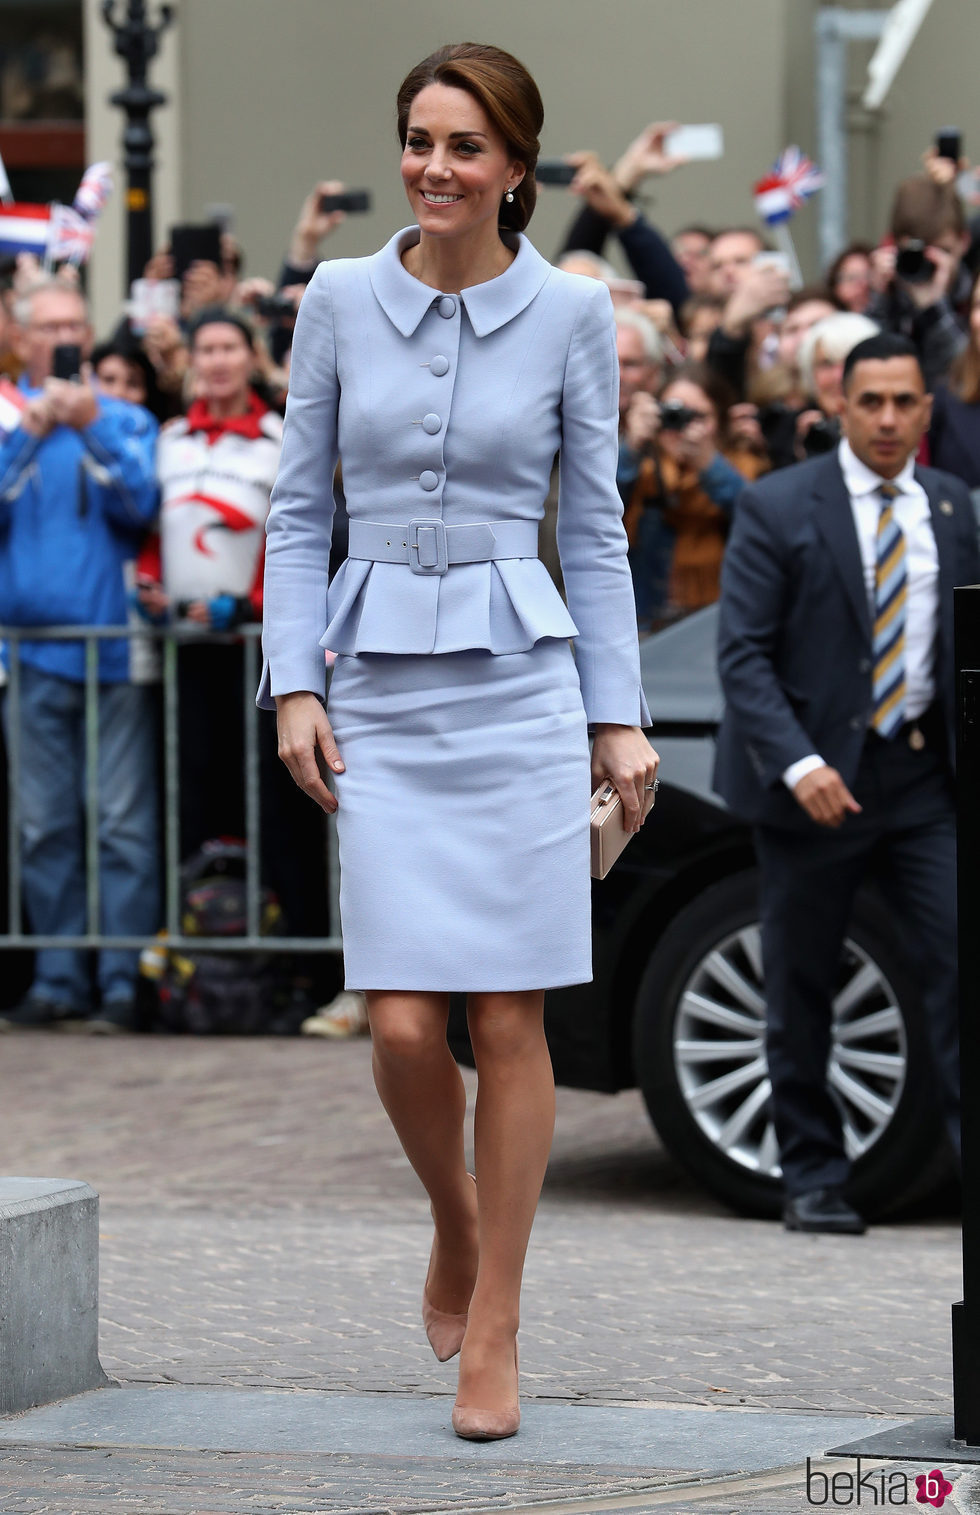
left=408, top=518, right=448, bottom=575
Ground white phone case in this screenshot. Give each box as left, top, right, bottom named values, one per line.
left=665, top=124, right=724, bottom=161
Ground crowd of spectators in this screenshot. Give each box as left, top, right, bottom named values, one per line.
left=1, top=127, right=980, bottom=1031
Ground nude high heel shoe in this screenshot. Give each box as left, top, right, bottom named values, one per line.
left=421, top=1174, right=476, bottom=1362
left=451, top=1339, right=520, bottom=1442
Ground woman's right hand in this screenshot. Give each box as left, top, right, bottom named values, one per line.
left=275, top=691, right=344, bottom=814
left=624, top=391, right=661, bottom=454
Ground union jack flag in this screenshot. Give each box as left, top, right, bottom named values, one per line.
left=753, top=147, right=825, bottom=225
left=73, top=161, right=113, bottom=221
left=48, top=202, right=96, bottom=265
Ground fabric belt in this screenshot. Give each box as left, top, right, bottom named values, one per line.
left=347, top=518, right=539, bottom=577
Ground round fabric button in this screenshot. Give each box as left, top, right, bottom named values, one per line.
left=429, top=355, right=450, bottom=376
left=419, top=470, right=439, bottom=491
left=422, top=413, right=442, bottom=435
left=437, top=295, right=457, bottom=318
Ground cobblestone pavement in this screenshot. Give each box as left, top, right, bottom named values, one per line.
left=0, top=1033, right=967, bottom=1512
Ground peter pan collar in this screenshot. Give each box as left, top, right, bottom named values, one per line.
left=368, top=224, right=553, bottom=338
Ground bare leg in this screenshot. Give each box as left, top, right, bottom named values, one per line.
left=454, top=989, right=554, bottom=1415
left=366, top=990, right=478, bottom=1313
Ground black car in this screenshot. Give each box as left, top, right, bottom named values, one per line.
left=450, top=607, right=949, bottom=1219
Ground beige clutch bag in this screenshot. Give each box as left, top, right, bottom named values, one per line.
left=590, top=779, right=659, bottom=880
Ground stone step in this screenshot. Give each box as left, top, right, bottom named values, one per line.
left=0, top=1178, right=110, bottom=1415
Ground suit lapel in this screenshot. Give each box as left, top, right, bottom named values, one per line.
left=812, top=456, right=871, bottom=644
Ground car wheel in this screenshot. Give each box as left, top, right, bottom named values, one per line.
left=632, top=871, right=947, bottom=1218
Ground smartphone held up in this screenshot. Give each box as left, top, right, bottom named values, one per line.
left=663, top=123, right=724, bottom=161
left=52, top=344, right=82, bottom=382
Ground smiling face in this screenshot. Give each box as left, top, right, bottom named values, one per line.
left=840, top=355, right=931, bottom=478
left=191, top=322, right=253, bottom=409
left=400, top=82, right=524, bottom=244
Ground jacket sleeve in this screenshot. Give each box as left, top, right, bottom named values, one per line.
left=706, top=325, right=750, bottom=399
left=557, top=202, right=609, bottom=259
left=557, top=280, right=651, bottom=727
left=258, top=260, right=339, bottom=708
left=557, top=206, right=689, bottom=313
left=0, top=424, right=42, bottom=527
left=699, top=453, right=748, bottom=515
left=616, top=214, right=689, bottom=313
left=914, top=299, right=967, bottom=391
left=717, top=483, right=820, bottom=785
left=82, top=403, right=159, bottom=532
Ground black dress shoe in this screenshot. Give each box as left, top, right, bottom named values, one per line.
left=0, top=995, right=87, bottom=1031
left=84, top=999, right=140, bottom=1035
left=783, top=1187, right=866, bottom=1235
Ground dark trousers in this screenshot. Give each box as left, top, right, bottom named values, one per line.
left=176, top=642, right=330, bottom=957
left=753, top=715, right=958, bottom=1197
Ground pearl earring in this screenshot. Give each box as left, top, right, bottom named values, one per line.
left=505, top=189, right=515, bottom=203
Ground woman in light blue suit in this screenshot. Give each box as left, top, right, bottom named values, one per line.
left=261, top=43, right=658, bottom=1440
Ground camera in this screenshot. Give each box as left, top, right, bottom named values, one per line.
left=802, top=415, right=840, bottom=458
left=320, top=190, right=371, bottom=214
left=659, top=399, right=701, bottom=432
left=254, top=293, right=297, bottom=320
left=895, top=239, right=936, bottom=285
left=535, top=160, right=577, bottom=186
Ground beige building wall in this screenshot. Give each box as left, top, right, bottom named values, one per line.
left=82, top=0, right=978, bottom=334
left=176, top=0, right=788, bottom=285
left=86, top=0, right=788, bottom=330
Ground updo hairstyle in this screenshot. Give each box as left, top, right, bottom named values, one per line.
left=396, top=42, right=543, bottom=233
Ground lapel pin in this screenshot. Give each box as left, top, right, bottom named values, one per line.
left=940, top=500, right=954, bottom=516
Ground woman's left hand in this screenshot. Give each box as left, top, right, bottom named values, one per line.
left=591, top=724, right=660, bottom=834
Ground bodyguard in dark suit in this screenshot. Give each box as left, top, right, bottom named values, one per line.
left=714, top=333, right=980, bottom=1233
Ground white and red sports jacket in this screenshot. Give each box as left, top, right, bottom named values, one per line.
left=142, top=393, right=283, bottom=619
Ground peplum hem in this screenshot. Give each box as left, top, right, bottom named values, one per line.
left=319, top=556, right=580, bottom=655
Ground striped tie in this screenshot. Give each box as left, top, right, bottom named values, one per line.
left=872, top=482, right=907, bottom=738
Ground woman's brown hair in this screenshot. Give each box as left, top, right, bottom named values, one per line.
left=950, top=267, right=980, bottom=405
left=396, top=42, right=543, bottom=233
left=660, top=361, right=738, bottom=447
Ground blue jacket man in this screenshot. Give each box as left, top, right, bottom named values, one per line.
left=0, top=279, right=159, bottom=1032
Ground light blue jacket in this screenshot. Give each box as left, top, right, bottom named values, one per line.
left=258, top=224, right=650, bottom=727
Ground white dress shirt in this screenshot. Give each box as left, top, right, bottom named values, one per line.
left=783, top=438, right=939, bottom=792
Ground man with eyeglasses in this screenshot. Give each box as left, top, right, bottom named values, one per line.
left=0, top=278, right=159, bottom=1033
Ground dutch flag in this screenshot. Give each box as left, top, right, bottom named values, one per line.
left=0, top=203, right=51, bottom=258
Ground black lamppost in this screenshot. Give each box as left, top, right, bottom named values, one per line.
left=101, top=0, right=175, bottom=291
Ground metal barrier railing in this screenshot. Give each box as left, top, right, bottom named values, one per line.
left=0, top=624, right=342, bottom=954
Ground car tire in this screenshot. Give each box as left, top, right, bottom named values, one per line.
left=632, top=871, right=948, bottom=1219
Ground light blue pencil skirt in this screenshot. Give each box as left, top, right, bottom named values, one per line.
left=326, top=636, right=593, bottom=992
